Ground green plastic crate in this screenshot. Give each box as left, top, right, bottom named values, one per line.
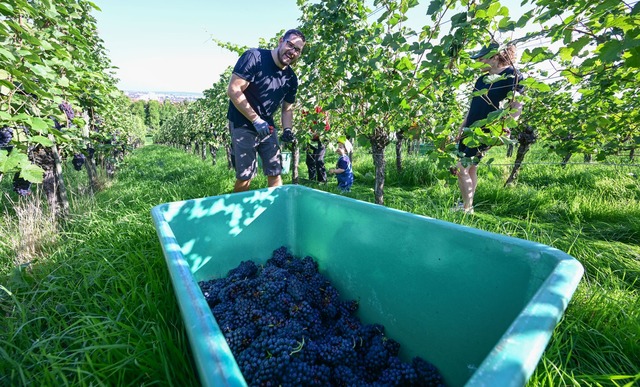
left=151, top=185, right=583, bottom=387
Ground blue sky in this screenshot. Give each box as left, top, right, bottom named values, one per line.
left=92, top=0, right=529, bottom=94
left=92, top=0, right=303, bottom=93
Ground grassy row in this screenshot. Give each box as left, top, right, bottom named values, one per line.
left=1, top=144, right=639, bottom=386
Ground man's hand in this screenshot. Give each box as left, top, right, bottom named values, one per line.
left=252, top=118, right=271, bottom=137
left=280, top=127, right=295, bottom=143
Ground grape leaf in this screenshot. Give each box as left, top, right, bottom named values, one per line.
left=20, top=163, right=45, bottom=183
left=30, top=117, right=49, bottom=131
left=30, top=135, right=54, bottom=146
left=0, top=151, right=28, bottom=172
left=427, top=0, right=444, bottom=16
left=597, top=40, right=624, bottom=63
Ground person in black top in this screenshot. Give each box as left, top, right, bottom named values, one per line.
left=227, top=29, right=305, bottom=192
left=306, top=135, right=327, bottom=183
left=304, top=106, right=329, bottom=183
left=454, top=41, right=524, bottom=213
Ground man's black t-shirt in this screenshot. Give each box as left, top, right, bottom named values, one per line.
left=227, top=48, right=298, bottom=128
left=465, top=67, right=523, bottom=128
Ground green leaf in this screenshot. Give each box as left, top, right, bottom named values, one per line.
left=486, top=2, right=501, bottom=18
left=49, top=127, right=65, bottom=137
left=516, top=10, right=534, bottom=28
left=596, top=117, right=610, bottom=127
left=0, top=47, right=16, bottom=61
left=30, top=117, right=50, bottom=131
left=39, top=39, right=54, bottom=51
left=450, top=12, right=467, bottom=27
left=568, top=35, right=591, bottom=57
left=597, top=40, right=624, bottom=63
left=486, top=109, right=505, bottom=122
left=23, top=33, right=43, bottom=47
left=0, top=79, right=13, bottom=92
left=20, top=163, right=45, bottom=183
left=603, top=15, right=635, bottom=33
left=28, top=63, right=53, bottom=78
left=0, top=3, right=15, bottom=15
left=427, top=0, right=444, bottom=15
left=498, top=17, right=515, bottom=32
left=0, top=151, right=29, bottom=173
left=520, top=77, right=551, bottom=92
left=395, top=56, right=415, bottom=71
left=30, top=135, right=54, bottom=146
left=624, top=46, right=640, bottom=68
left=560, top=69, right=580, bottom=84
left=471, top=89, right=489, bottom=97
left=520, top=47, right=554, bottom=63
left=43, top=1, right=58, bottom=19
left=12, top=113, right=30, bottom=123
left=595, top=0, right=624, bottom=15
left=388, top=14, right=400, bottom=27
left=558, top=47, right=573, bottom=61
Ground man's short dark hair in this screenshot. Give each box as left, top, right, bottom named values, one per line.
left=284, top=29, right=306, bottom=42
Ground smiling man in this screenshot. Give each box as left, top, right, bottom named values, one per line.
left=227, top=29, right=306, bottom=192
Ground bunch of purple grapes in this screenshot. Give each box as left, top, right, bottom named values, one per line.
left=0, top=126, right=12, bottom=148
left=12, top=173, right=31, bottom=196
left=199, top=247, right=445, bottom=386
left=72, top=153, right=85, bottom=171
left=58, top=101, right=75, bottom=121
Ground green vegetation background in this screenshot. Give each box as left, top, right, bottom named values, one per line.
left=1, top=144, right=639, bottom=386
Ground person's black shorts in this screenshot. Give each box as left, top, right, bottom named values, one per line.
left=457, top=140, right=490, bottom=164
left=230, top=123, right=281, bottom=180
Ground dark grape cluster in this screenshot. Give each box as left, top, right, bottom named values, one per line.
left=0, top=126, right=12, bottom=148
left=199, top=247, right=445, bottom=386
left=52, top=117, right=64, bottom=130
left=13, top=173, right=31, bottom=196
left=58, top=101, right=75, bottom=121
left=72, top=153, right=85, bottom=171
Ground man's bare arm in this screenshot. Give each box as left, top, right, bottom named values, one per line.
left=227, top=74, right=259, bottom=122
left=281, top=101, right=294, bottom=129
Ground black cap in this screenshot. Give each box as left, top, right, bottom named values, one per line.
left=470, top=42, right=500, bottom=59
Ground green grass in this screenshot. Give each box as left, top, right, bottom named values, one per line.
left=1, top=144, right=639, bottom=386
